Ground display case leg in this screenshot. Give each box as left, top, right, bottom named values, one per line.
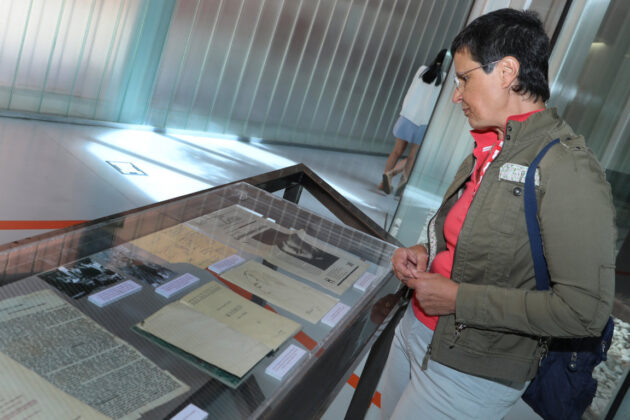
left=283, top=183, right=302, bottom=203
left=344, top=301, right=408, bottom=420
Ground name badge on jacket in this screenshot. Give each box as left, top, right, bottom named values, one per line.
left=499, top=163, right=540, bottom=186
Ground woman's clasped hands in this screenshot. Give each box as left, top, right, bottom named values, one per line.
left=391, top=245, right=458, bottom=315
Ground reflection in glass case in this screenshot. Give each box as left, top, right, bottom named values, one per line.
left=0, top=180, right=401, bottom=419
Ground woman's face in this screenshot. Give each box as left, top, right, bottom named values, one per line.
left=452, top=50, right=507, bottom=133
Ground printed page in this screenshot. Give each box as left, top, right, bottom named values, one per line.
left=187, top=207, right=271, bottom=256
left=221, top=260, right=338, bottom=324
left=0, top=290, right=189, bottom=419
left=131, top=224, right=236, bottom=269
left=261, top=229, right=370, bottom=294
left=0, top=351, right=110, bottom=419
left=180, top=281, right=301, bottom=350
left=190, top=205, right=368, bottom=294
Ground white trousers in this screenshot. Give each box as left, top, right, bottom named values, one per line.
left=379, top=304, right=528, bottom=420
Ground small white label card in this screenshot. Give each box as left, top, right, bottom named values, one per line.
left=155, top=273, right=200, bottom=298
left=265, top=344, right=307, bottom=381
left=208, top=254, right=245, bottom=274
left=321, top=302, right=351, bottom=327
left=170, top=403, right=208, bottom=420
left=88, top=280, right=141, bottom=307
left=237, top=205, right=263, bottom=218
left=353, top=272, right=377, bottom=292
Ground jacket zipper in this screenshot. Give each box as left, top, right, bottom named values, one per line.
left=450, top=322, right=466, bottom=348
left=423, top=322, right=467, bottom=370
left=422, top=160, right=474, bottom=371
left=422, top=344, right=432, bottom=370
left=445, top=157, right=481, bottom=350
left=420, top=215, right=435, bottom=372
left=537, top=337, right=549, bottom=367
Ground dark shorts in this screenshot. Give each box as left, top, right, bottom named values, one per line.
left=393, top=116, right=428, bottom=145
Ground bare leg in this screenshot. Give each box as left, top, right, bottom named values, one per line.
left=396, top=143, right=421, bottom=196
left=391, top=157, right=407, bottom=176
left=402, top=143, right=421, bottom=181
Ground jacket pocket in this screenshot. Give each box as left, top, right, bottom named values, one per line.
left=457, top=327, right=538, bottom=362
left=485, top=180, right=539, bottom=285
left=486, top=180, right=533, bottom=234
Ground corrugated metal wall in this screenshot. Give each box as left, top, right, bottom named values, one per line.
left=0, top=0, right=146, bottom=120
left=0, top=0, right=472, bottom=153
left=148, top=0, right=472, bottom=153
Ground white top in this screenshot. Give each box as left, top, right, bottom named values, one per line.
left=399, top=65, right=444, bottom=126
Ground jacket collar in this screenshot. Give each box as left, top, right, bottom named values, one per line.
left=470, top=108, right=550, bottom=146
left=502, top=107, right=562, bottom=144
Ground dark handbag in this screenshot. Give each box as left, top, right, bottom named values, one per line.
left=520, top=138, right=614, bottom=420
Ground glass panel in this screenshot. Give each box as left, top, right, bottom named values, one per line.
left=0, top=181, right=398, bottom=419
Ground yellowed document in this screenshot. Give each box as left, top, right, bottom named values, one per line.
left=0, top=351, right=111, bottom=419
left=180, top=282, right=301, bottom=350
left=137, top=301, right=271, bottom=378
left=131, top=224, right=236, bottom=268
left=221, top=260, right=338, bottom=324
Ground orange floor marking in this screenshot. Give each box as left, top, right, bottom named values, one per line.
left=0, top=220, right=86, bottom=229
left=347, top=373, right=381, bottom=408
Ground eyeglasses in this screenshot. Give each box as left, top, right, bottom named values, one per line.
left=453, top=60, right=501, bottom=92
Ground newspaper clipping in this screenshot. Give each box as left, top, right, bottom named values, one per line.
left=0, top=290, right=189, bottom=419
left=0, top=351, right=110, bottom=419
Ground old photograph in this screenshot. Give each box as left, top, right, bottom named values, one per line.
left=39, top=257, right=123, bottom=299
left=96, top=247, right=177, bottom=287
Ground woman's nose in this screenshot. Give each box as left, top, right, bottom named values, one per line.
left=452, top=88, right=463, bottom=103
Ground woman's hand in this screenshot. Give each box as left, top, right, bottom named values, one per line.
left=408, top=272, right=458, bottom=315
left=390, top=245, right=428, bottom=285
left=390, top=245, right=458, bottom=315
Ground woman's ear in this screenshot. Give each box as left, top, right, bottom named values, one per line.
left=499, top=56, right=520, bottom=89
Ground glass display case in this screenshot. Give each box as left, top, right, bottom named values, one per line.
left=0, top=165, right=404, bottom=420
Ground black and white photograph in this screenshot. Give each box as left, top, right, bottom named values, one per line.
left=96, top=247, right=178, bottom=287
left=251, top=228, right=338, bottom=271
left=39, top=257, right=123, bottom=299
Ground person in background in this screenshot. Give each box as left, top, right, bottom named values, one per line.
left=379, top=49, right=449, bottom=195
left=380, top=8, right=615, bottom=419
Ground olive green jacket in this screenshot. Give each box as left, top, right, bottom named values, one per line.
left=425, top=108, right=616, bottom=382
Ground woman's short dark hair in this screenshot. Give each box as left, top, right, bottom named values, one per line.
left=450, top=8, right=550, bottom=102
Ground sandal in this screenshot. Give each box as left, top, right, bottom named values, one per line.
left=382, top=172, right=393, bottom=194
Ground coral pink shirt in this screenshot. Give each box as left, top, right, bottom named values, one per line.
left=412, top=109, right=543, bottom=330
